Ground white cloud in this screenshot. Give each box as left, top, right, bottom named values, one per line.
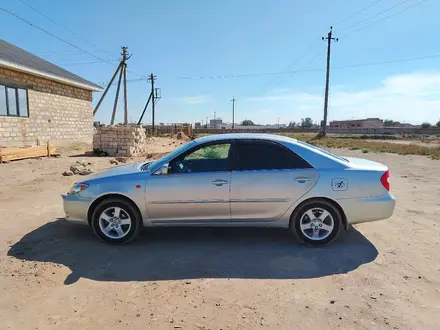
left=244, top=72, right=440, bottom=124
left=181, top=95, right=209, bottom=104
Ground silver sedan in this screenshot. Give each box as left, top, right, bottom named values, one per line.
left=62, top=133, right=395, bottom=246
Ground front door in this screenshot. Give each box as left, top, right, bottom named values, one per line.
left=146, top=142, right=232, bottom=222
left=230, top=140, right=318, bottom=221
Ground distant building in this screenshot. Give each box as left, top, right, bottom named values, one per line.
left=329, top=118, right=383, bottom=129
left=209, top=119, right=223, bottom=128
left=222, top=124, right=286, bottom=130
left=389, top=121, right=419, bottom=128
left=194, top=122, right=201, bottom=128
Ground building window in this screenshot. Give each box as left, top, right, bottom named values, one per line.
left=357, top=124, right=361, bottom=127
left=0, top=84, right=29, bottom=117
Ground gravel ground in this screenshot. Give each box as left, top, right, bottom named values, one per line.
left=0, top=142, right=439, bottom=330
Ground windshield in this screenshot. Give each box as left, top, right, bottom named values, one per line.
left=296, top=140, right=348, bottom=162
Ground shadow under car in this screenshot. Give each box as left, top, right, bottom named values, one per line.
left=8, top=219, right=378, bottom=285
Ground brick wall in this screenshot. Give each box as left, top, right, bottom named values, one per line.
left=93, top=125, right=148, bottom=156
left=0, top=67, right=94, bottom=146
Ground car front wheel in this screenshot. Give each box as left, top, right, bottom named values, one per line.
left=290, top=200, right=342, bottom=247
left=91, top=198, right=141, bottom=244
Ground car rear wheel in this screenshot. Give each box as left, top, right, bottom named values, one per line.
left=290, top=200, right=342, bottom=247
left=91, top=198, right=141, bottom=244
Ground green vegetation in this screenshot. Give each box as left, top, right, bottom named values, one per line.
left=308, top=138, right=440, bottom=160
left=301, top=117, right=314, bottom=128
left=199, top=148, right=222, bottom=159
left=193, top=132, right=440, bottom=160
left=187, top=144, right=229, bottom=159
left=241, top=119, right=255, bottom=126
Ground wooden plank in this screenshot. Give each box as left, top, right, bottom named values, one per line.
left=0, top=146, right=56, bottom=162
left=1, top=146, right=47, bottom=156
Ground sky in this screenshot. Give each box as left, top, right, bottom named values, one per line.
left=1, top=0, right=440, bottom=125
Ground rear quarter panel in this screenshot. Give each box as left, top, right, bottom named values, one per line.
left=276, top=141, right=391, bottom=226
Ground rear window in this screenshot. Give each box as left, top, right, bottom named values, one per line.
left=236, top=141, right=312, bottom=170
left=296, top=141, right=348, bottom=162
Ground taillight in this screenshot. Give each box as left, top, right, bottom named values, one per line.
left=380, top=170, right=390, bottom=191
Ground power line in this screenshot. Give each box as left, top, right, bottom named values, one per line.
left=96, top=76, right=149, bottom=86
left=263, top=37, right=321, bottom=88
left=61, top=59, right=119, bottom=66
left=355, top=0, right=429, bottom=32
left=268, top=50, right=324, bottom=89
left=334, top=0, right=382, bottom=26
left=18, top=0, right=114, bottom=57
left=339, top=0, right=413, bottom=32
left=0, top=7, right=116, bottom=67
left=178, top=53, right=440, bottom=80
left=35, top=50, right=112, bottom=56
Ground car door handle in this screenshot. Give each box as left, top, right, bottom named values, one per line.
left=211, top=179, right=229, bottom=186
left=294, top=177, right=310, bottom=183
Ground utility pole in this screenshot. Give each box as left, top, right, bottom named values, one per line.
left=213, top=112, right=216, bottom=128
left=148, top=73, right=157, bottom=132
left=206, top=116, right=208, bottom=128
left=321, top=26, right=338, bottom=136
left=94, top=46, right=132, bottom=124
left=122, top=47, right=128, bottom=125
left=111, top=64, right=123, bottom=125
left=231, top=97, right=236, bottom=129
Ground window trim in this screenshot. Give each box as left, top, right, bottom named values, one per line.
left=233, top=139, right=313, bottom=171
left=0, top=84, right=29, bottom=118
left=168, top=140, right=235, bottom=174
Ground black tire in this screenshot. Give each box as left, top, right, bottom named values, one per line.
left=91, top=198, right=142, bottom=245
left=290, top=199, right=342, bottom=247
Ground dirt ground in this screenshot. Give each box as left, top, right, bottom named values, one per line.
left=0, top=139, right=440, bottom=330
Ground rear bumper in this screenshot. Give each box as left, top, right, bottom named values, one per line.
left=61, top=194, right=90, bottom=225
left=338, top=193, right=396, bottom=225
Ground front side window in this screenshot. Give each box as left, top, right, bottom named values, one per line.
left=170, top=143, right=231, bottom=173
left=236, top=141, right=311, bottom=170
left=0, top=84, right=29, bottom=117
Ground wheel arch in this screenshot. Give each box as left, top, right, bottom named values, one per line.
left=289, top=196, right=348, bottom=230
left=87, top=193, right=143, bottom=226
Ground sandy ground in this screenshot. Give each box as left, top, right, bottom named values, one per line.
left=0, top=140, right=440, bottom=330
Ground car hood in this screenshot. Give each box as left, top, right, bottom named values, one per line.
left=85, top=160, right=153, bottom=180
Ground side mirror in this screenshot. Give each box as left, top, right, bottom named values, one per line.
left=161, top=163, right=169, bottom=175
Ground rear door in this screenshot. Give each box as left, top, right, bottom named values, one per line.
left=230, top=140, right=318, bottom=221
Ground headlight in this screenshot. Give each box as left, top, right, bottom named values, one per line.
left=68, top=183, right=89, bottom=195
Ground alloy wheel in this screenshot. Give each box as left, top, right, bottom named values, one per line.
left=299, top=207, right=334, bottom=241
left=98, top=207, right=132, bottom=239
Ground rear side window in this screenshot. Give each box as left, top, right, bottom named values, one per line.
left=236, top=141, right=312, bottom=170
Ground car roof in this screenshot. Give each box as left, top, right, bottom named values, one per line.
left=194, top=133, right=297, bottom=144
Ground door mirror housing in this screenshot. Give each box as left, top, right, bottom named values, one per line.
left=161, top=163, right=169, bottom=175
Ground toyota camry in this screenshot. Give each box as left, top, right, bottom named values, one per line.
left=62, top=133, right=395, bottom=246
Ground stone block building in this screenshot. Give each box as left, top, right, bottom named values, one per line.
left=329, top=118, right=384, bottom=129
left=0, top=39, right=102, bottom=146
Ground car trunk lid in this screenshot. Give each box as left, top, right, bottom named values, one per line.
left=344, top=157, right=388, bottom=171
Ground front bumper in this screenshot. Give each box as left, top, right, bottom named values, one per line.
left=339, top=193, right=396, bottom=225
left=61, top=194, right=90, bottom=225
